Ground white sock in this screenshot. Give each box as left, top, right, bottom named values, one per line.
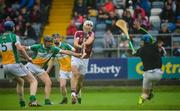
left=71, top=92, right=76, bottom=97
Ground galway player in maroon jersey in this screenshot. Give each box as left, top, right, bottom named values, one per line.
left=71, top=20, right=95, bottom=104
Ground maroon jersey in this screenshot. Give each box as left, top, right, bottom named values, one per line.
left=74, top=31, right=95, bottom=58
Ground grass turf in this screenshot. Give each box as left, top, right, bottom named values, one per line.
left=0, top=86, right=180, bottom=110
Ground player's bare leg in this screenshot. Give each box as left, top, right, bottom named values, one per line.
left=139, top=75, right=154, bottom=105
left=142, top=88, right=150, bottom=99
left=139, top=88, right=150, bottom=105
left=76, top=75, right=84, bottom=104
left=71, top=65, right=79, bottom=104
left=147, top=89, right=154, bottom=100
left=22, top=73, right=41, bottom=107
left=15, top=77, right=25, bottom=107
left=81, top=47, right=87, bottom=59
left=38, top=72, right=52, bottom=105
left=59, top=78, right=68, bottom=104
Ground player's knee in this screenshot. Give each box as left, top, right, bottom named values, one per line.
left=60, top=84, right=66, bottom=89
left=71, top=67, right=79, bottom=75
left=17, top=78, right=24, bottom=86
left=32, top=79, right=38, bottom=87
left=28, top=75, right=38, bottom=85
left=45, top=79, right=52, bottom=87
left=79, top=75, right=84, bottom=80
left=73, top=72, right=79, bottom=78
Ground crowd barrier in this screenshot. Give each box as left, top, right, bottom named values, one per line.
left=0, top=57, right=179, bottom=80
left=85, top=57, right=180, bottom=80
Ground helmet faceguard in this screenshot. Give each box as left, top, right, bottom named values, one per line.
left=43, top=36, right=53, bottom=42
left=83, top=20, right=93, bottom=32
left=83, top=20, right=93, bottom=27
left=43, top=36, right=53, bottom=48
left=52, top=33, right=64, bottom=45
left=52, top=33, right=60, bottom=38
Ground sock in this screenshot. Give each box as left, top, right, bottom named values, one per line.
left=19, top=98, right=24, bottom=101
left=29, top=95, right=36, bottom=102
left=45, top=98, right=50, bottom=101
left=77, top=90, right=81, bottom=98
left=71, top=93, right=76, bottom=97
left=19, top=100, right=26, bottom=107
left=71, top=89, right=76, bottom=93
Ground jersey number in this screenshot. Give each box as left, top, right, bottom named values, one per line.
left=1, top=44, right=7, bottom=52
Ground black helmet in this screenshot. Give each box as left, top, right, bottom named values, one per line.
left=4, top=20, right=15, bottom=31
left=43, top=36, right=53, bottom=42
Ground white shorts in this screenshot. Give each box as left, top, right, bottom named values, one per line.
left=3, top=63, right=29, bottom=78
left=59, top=70, right=72, bottom=79
left=71, top=56, right=89, bottom=75
left=143, top=69, right=163, bottom=89
left=25, top=62, right=45, bottom=76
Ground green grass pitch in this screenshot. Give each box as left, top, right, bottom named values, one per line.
left=0, top=86, right=180, bottom=110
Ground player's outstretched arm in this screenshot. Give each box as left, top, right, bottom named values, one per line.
left=21, top=45, right=30, bottom=50
left=60, top=50, right=82, bottom=58
left=46, top=58, right=54, bottom=74
left=16, top=44, right=32, bottom=62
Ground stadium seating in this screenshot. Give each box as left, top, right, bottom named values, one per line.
left=43, top=0, right=73, bottom=36
left=151, top=1, right=164, bottom=8
left=89, top=17, right=97, bottom=28
left=113, top=0, right=126, bottom=9
left=148, top=30, right=159, bottom=35
left=66, top=38, right=74, bottom=46
left=95, top=31, right=106, bottom=38
left=95, top=23, right=107, bottom=31
left=93, top=37, right=104, bottom=53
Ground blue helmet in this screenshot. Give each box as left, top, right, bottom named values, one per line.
left=4, top=21, right=15, bottom=31
left=141, top=34, right=152, bottom=43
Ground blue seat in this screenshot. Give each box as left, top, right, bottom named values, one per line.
left=66, top=38, right=74, bottom=46
left=95, top=31, right=105, bottom=38
left=89, top=17, right=97, bottom=28
left=21, top=38, right=36, bottom=46
left=93, top=38, right=104, bottom=53
left=95, top=23, right=106, bottom=31
left=152, top=1, right=164, bottom=8
left=148, top=30, right=159, bottom=36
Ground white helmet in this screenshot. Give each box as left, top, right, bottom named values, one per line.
left=83, top=20, right=93, bottom=27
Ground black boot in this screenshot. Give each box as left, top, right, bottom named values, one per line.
left=60, top=97, right=68, bottom=104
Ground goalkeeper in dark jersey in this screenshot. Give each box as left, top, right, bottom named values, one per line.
left=134, top=34, right=165, bottom=105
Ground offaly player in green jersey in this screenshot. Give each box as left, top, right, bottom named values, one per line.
left=51, top=33, right=75, bottom=104
left=0, top=21, right=40, bottom=107
left=24, top=36, right=81, bottom=105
